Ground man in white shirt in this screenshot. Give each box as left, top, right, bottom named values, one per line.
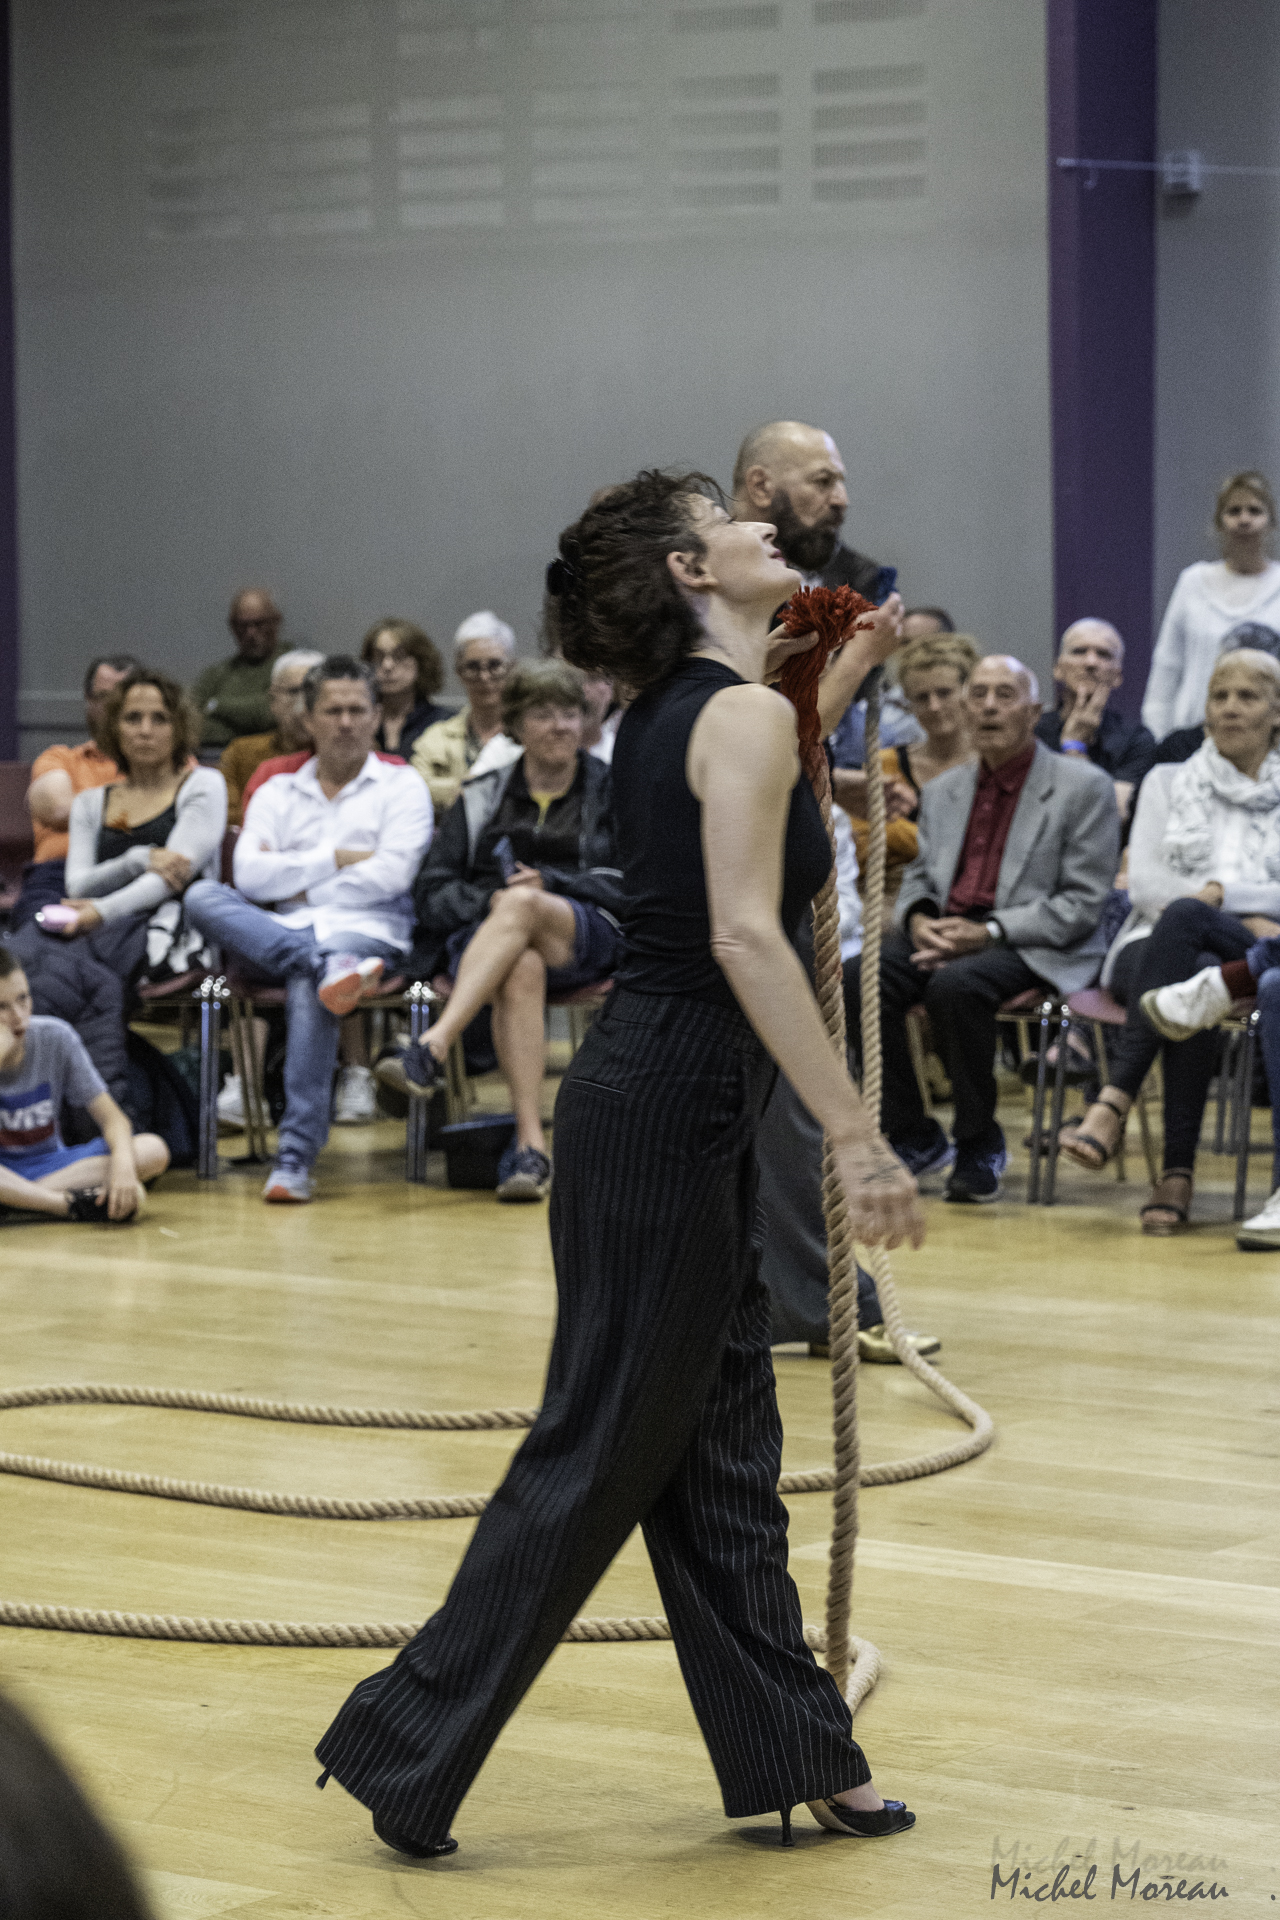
left=185, top=657, right=433, bottom=1202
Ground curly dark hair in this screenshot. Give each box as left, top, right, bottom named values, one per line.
left=543, top=469, right=724, bottom=694
left=99, top=669, right=202, bottom=773
left=360, top=617, right=444, bottom=700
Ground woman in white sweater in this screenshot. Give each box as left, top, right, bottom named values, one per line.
left=1065, top=650, right=1280, bottom=1231
left=59, top=670, right=227, bottom=981
left=1142, top=470, right=1280, bottom=741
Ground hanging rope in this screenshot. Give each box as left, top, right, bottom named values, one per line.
left=0, top=608, right=992, bottom=1699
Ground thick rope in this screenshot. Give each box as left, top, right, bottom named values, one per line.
left=0, top=661, right=992, bottom=1704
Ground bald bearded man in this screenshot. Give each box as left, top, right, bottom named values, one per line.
left=731, top=419, right=896, bottom=603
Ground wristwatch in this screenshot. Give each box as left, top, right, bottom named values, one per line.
left=984, top=918, right=1005, bottom=945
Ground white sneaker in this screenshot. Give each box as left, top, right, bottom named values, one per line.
left=216, top=1073, right=246, bottom=1131
left=1237, top=1184, right=1280, bottom=1250
left=318, top=954, right=385, bottom=1016
left=1140, top=965, right=1232, bottom=1042
left=333, top=1063, right=378, bottom=1125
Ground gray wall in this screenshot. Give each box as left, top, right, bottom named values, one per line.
left=13, top=0, right=1053, bottom=762
left=1155, top=0, right=1280, bottom=629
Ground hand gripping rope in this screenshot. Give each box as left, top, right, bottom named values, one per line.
left=0, top=597, right=993, bottom=1706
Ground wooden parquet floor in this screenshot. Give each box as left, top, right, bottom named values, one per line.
left=1, top=1087, right=1277, bottom=1918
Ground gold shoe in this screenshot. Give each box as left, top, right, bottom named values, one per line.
left=859, top=1324, right=941, bottom=1364
left=808, top=1328, right=941, bottom=1365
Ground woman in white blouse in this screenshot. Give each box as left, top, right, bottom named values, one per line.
left=59, top=670, right=227, bottom=981
left=1142, top=470, right=1280, bottom=741
left=1065, top=650, right=1280, bottom=1231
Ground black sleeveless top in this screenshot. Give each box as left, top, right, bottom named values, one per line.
left=611, top=656, right=832, bottom=1009
left=96, top=789, right=179, bottom=864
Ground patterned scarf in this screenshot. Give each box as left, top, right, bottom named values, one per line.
left=1162, top=738, right=1280, bottom=879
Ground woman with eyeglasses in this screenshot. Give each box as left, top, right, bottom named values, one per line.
left=410, top=611, right=518, bottom=814
left=361, top=619, right=451, bottom=762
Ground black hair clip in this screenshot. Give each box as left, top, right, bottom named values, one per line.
left=546, top=556, right=580, bottom=598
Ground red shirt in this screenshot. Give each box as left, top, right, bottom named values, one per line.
left=946, top=741, right=1035, bottom=915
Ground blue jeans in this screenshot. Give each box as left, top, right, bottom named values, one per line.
left=185, top=882, right=401, bottom=1170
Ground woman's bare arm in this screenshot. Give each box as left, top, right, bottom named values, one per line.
left=688, top=684, right=922, bottom=1251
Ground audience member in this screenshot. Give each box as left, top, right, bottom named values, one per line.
left=15, top=655, right=139, bottom=928
left=55, top=671, right=225, bottom=984
left=219, top=649, right=323, bottom=826
left=397, top=660, right=623, bottom=1204
left=1037, top=619, right=1156, bottom=820
left=1063, top=650, right=1280, bottom=1232
left=1143, top=471, right=1280, bottom=740
left=731, top=419, right=912, bottom=766
left=841, top=632, right=980, bottom=882
left=0, top=1686, right=156, bottom=1917
left=0, top=947, right=168, bottom=1222
left=732, top=418, right=896, bottom=599
left=193, top=588, right=285, bottom=749
left=901, top=607, right=956, bottom=638
left=361, top=619, right=451, bottom=760
left=580, top=669, right=621, bottom=763
left=184, top=657, right=433, bottom=1203
left=854, top=654, right=1117, bottom=1202
left=410, top=611, right=517, bottom=812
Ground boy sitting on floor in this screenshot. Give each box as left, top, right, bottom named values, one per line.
left=0, top=946, right=168, bottom=1222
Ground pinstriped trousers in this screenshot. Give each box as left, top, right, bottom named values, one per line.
left=315, top=988, right=869, bottom=1843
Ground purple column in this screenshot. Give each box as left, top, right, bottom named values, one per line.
left=1047, top=0, right=1158, bottom=720
left=0, top=0, right=17, bottom=760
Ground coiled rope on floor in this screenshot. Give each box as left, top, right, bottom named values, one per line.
left=0, top=657, right=992, bottom=1706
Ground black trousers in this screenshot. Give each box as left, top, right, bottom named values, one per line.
left=849, top=930, right=1040, bottom=1146
left=1106, top=897, right=1253, bottom=1172
left=315, top=989, right=868, bottom=1845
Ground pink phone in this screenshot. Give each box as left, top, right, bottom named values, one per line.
left=35, top=904, right=80, bottom=933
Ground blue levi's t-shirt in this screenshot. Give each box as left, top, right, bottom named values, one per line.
left=0, top=1017, right=107, bottom=1161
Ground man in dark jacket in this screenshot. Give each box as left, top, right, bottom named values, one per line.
left=731, top=418, right=896, bottom=602
left=1035, top=618, right=1156, bottom=823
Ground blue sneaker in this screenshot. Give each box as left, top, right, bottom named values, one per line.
left=891, top=1122, right=956, bottom=1180
left=945, top=1133, right=1008, bottom=1204
left=496, top=1144, right=551, bottom=1203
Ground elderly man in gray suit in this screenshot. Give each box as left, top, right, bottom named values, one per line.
left=857, top=653, right=1119, bottom=1203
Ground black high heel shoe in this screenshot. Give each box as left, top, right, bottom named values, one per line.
left=806, top=1797, right=916, bottom=1838
left=315, top=1769, right=458, bottom=1859
left=372, top=1813, right=458, bottom=1859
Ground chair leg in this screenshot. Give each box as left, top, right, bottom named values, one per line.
left=1027, top=999, right=1055, bottom=1205
left=404, top=986, right=430, bottom=1185
left=1234, top=1015, right=1258, bottom=1221
left=232, top=998, right=272, bottom=1164
left=1136, top=1072, right=1160, bottom=1186
left=1213, top=1031, right=1233, bottom=1155
left=1042, top=1002, right=1071, bottom=1206
left=905, top=1013, right=933, bottom=1116
left=444, top=1037, right=471, bottom=1126
left=195, top=976, right=226, bottom=1182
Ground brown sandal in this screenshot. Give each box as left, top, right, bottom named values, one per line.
left=1059, top=1094, right=1129, bottom=1172
left=1140, top=1169, right=1193, bottom=1236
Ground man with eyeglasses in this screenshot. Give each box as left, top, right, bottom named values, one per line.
left=410, top=610, right=519, bottom=814
left=192, top=588, right=286, bottom=749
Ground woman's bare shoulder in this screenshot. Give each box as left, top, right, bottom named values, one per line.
left=695, top=680, right=798, bottom=741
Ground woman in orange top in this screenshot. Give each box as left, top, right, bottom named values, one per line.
left=847, top=632, right=980, bottom=881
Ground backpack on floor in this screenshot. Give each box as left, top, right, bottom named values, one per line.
left=122, top=1031, right=202, bottom=1170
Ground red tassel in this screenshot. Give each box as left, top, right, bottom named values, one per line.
left=776, top=585, right=876, bottom=790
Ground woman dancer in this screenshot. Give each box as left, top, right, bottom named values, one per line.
left=315, top=469, right=923, bottom=1858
